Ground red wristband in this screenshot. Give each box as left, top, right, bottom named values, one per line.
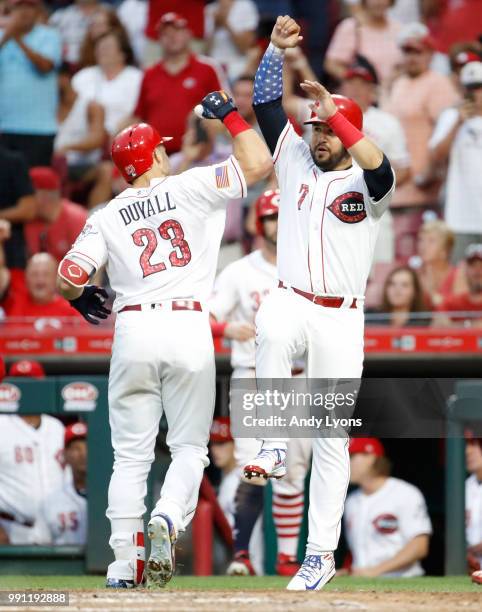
left=326, top=111, right=364, bottom=149
left=223, top=111, right=251, bottom=138
left=211, top=321, right=227, bottom=338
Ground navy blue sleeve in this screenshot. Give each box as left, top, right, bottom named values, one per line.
left=252, top=43, right=288, bottom=154
left=253, top=98, right=288, bottom=155
left=363, top=154, right=394, bottom=201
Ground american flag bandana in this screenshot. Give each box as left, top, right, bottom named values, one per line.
left=215, top=165, right=230, bottom=189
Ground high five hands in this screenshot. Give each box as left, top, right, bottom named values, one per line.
left=271, top=15, right=303, bottom=49
left=300, top=80, right=338, bottom=122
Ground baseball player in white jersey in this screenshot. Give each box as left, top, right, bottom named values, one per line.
left=344, top=438, right=432, bottom=578
left=465, top=434, right=482, bottom=584
left=209, top=189, right=311, bottom=577
left=241, top=16, right=396, bottom=590
left=0, top=414, right=65, bottom=544
left=38, top=422, right=87, bottom=546
left=56, top=91, right=271, bottom=588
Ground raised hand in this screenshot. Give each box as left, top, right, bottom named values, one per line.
left=271, top=15, right=303, bottom=49
left=300, top=80, right=337, bottom=121
left=194, top=90, right=237, bottom=122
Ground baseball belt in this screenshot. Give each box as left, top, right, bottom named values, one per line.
left=119, top=300, right=202, bottom=313
left=0, top=511, right=34, bottom=528
left=278, top=281, right=358, bottom=309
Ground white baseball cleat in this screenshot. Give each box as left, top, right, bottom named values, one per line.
left=286, top=553, right=336, bottom=591
left=146, top=514, right=177, bottom=588
left=244, top=447, right=287, bottom=480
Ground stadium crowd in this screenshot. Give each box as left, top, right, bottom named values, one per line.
left=0, top=0, right=481, bottom=327
left=0, top=0, right=481, bottom=582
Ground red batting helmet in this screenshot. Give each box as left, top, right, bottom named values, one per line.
left=111, top=123, right=173, bottom=183
left=8, top=360, right=45, bottom=379
left=304, top=95, right=363, bottom=130
left=255, top=189, right=280, bottom=236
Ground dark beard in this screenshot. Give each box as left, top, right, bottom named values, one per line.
left=310, top=147, right=351, bottom=171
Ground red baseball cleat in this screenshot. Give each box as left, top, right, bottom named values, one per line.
left=226, top=551, right=256, bottom=576
left=276, top=553, right=300, bottom=576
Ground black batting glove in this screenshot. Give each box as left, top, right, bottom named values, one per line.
left=196, top=90, right=237, bottom=122
left=70, top=285, right=111, bottom=325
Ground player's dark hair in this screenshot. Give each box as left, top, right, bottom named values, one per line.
left=381, top=266, right=427, bottom=313
left=95, top=29, right=135, bottom=67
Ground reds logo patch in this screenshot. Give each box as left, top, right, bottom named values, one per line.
left=328, top=191, right=366, bottom=223
left=372, top=513, right=398, bottom=534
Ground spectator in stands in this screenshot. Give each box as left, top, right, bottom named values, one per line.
left=414, top=219, right=465, bottom=308
left=117, top=0, right=148, bottom=66
left=345, top=0, right=422, bottom=24
left=435, top=244, right=482, bottom=328
left=73, top=30, right=142, bottom=138
left=0, top=145, right=36, bottom=273
left=205, top=0, right=259, bottom=81
left=424, top=0, right=482, bottom=57
left=465, top=432, right=482, bottom=581
left=4, top=252, right=81, bottom=322
left=344, top=438, right=432, bottom=577
left=429, top=61, right=482, bottom=261
left=54, top=63, right=109, bottom=208
left=324, top=0, right=402, bottom=93
left=0, top=366, right=65, bottom=544
left=49, top=0, right=99, bottom=66
left=144, top=0, right=206, bottom=66
left=371, top=266, right=428, bottom=327
left=78, top=5, right=131, bottom=69
left=39, top=422, right=87, bottom=546
left=383, top=22, right=459, bottom=259
left=131, top=11, right=225, bottom=155
left=24, top=167, right=88, bottom=262
left=340, top=59, right=410, bottom=263
left=0, top=0, right=62, bottom=166
left=448, top=44, right=481, bottom=92
left=209, top=417, right=237, bottom=528
left=0, top=220, right=11, bottom=301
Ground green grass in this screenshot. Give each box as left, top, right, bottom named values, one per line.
left=0, top=576, right=480, bottom=593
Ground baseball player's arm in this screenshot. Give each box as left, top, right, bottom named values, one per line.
left=57, top=214, right=111, bottom=324
left=195, top=92, right=272, bottom=186
left=251, top=16, right=303, bottom=154
left=301, top=80, right=394, bottom=201
left=352, top=534, right=430, bottom=577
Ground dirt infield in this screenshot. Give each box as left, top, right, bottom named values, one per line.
left=4, top=590, right=481, bottom=612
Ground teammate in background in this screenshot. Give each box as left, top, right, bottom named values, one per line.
left=38, top=422, right=87, bottom=546
left=0, top=360, right=65, bottom=545
left=465, top=432, right=482, bottom=585
left=344, top=438, right=432, bottom=577
left=56, top=92, right=271, bottom=588
left=243, top=16, right=395, bottom=590
left=209, top=190, right=311, bottom=577
left=209, top=417, right=237, bottom=528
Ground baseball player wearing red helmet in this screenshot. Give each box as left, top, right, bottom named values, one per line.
left=57, top=92, right=271, bottom=588
left=243, top=16, right=396, bottom=591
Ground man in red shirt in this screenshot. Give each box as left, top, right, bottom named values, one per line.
left=435, top=244, right=482, bottom=327
left=24, top=167, right=87, bottom=263
left=5, top=253, right=81, bottom=321
left=131, top=11, right=227, bottom=154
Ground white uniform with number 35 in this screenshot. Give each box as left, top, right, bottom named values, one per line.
left=61, top=155, right=247, bottom=580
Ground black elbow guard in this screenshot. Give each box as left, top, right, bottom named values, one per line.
left=363, top=154, right=394, bottom=201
